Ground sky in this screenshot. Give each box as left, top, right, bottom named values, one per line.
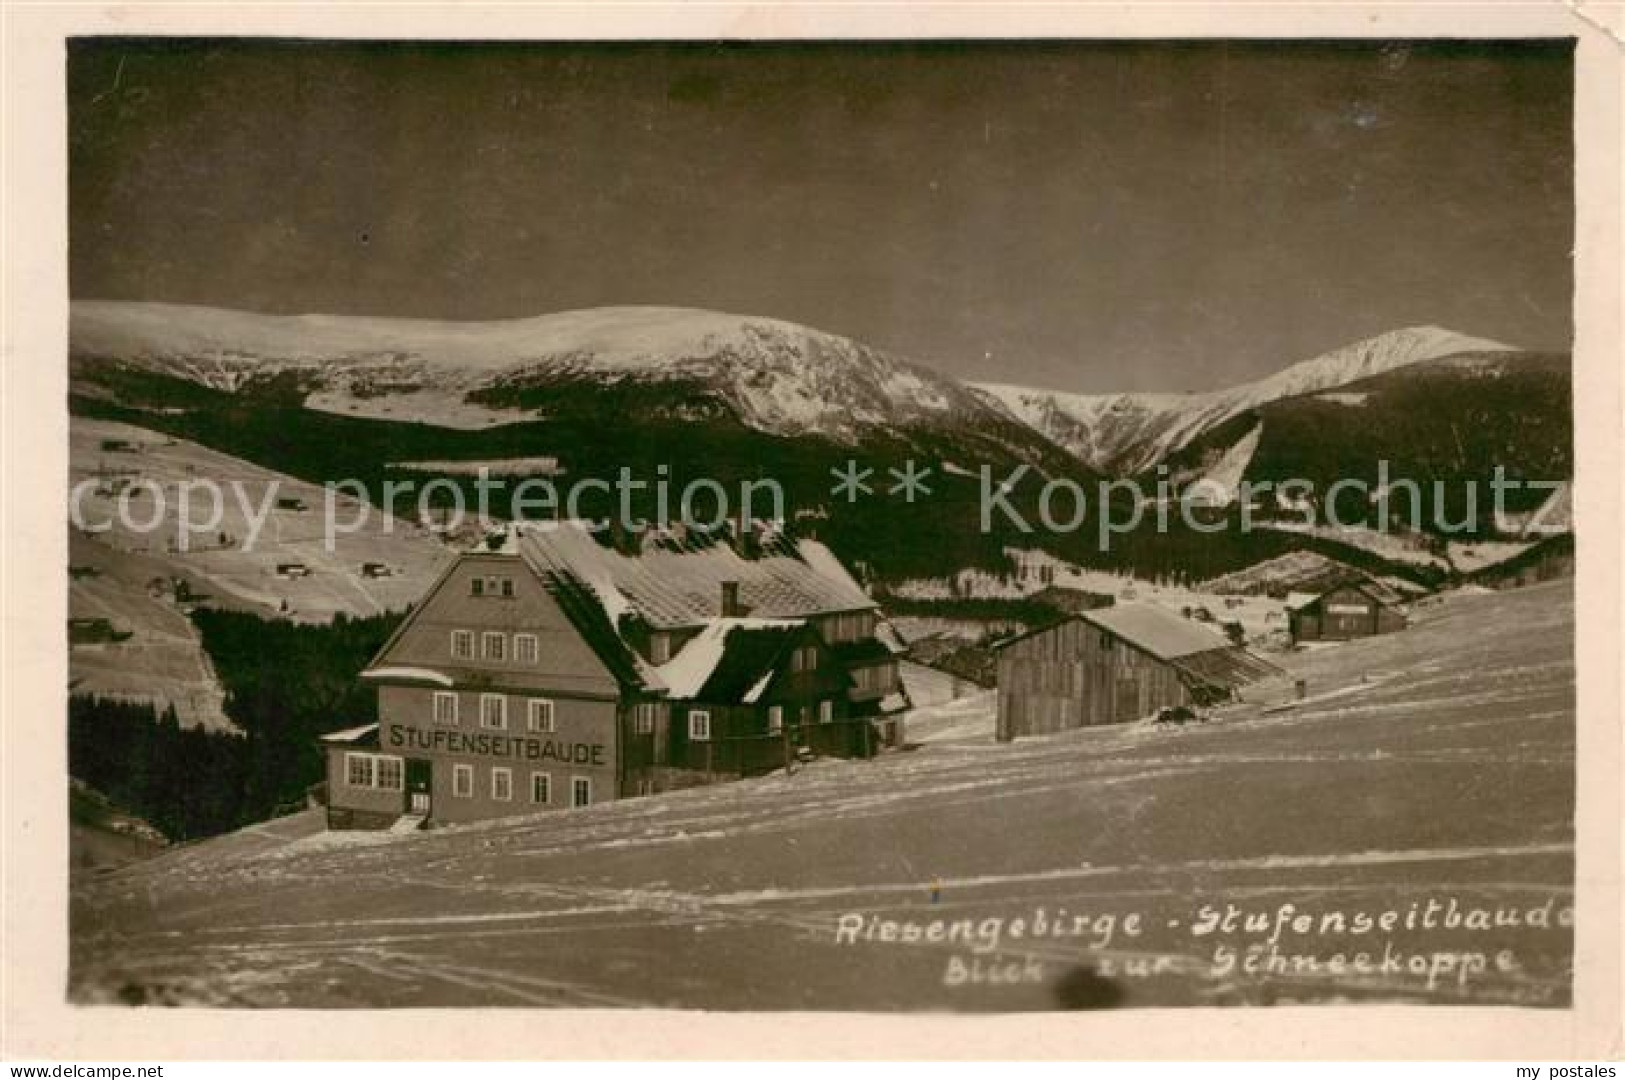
left=68, top=39, right=1574, bottom=393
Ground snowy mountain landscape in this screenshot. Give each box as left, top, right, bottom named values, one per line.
left=31, top=33, right=1591, bottom=1044
left=72, top=303, right=1563, bottom=493
left=974, top=326, right=1522, bottom=475
left=71, top=300, right=1060, bottom=458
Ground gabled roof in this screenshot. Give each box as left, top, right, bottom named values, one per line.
left=1289, top=576, right=1406, bottom=610
left=1466, top=530, right=1574, bottom=582
left=1079, top=602, right=1233, bottom=660
left=539, top=569, right=657, bottom=692
left=515, top=521, right=875, bottom=630
left=995, top=601, right=1280, bottom=691
left=1167, top=646, right=1284, bottom=688
left=656, top=619, right=809, bottom=703
left=829, top=638, right=896, bottom=668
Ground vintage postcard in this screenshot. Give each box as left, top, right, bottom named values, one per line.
left=2, top=1, right=1620, bottom=1063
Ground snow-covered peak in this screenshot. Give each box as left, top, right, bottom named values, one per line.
left=70, top=301, right=988, bottom=442
left=975, top=325, right=1518, bottom=474
left=1243, top=325, right=1517, bottom=406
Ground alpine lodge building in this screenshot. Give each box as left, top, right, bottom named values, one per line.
left=321, top=521, right=911, bottom=830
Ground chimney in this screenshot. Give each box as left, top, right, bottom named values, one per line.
left=721, top=580, right=742, bottom=618
left=736, top=514, right=760, bottom=558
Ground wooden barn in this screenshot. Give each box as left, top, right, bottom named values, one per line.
left=994, top=602, right=1282, bottom=741
left=1467, top=533, right=1574, bottom=591
left=1286, top=579, right=1407, bottom=643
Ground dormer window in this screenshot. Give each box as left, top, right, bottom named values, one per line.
left=649, top=633, right=671, bottom=665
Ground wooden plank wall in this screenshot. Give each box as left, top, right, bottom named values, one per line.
left=996, top=621, right=1189, bottom=740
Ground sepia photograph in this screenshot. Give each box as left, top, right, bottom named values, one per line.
left=7, top=14, right=1606, bottom=1039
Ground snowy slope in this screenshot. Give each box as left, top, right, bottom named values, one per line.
left=71, top=301, right=1001, bottom=445
left=69, top=582, right=1575, bottom=1010
left=975, top=326, right=1518, bottom=474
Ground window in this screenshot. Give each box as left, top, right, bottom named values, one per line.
left=472, top=575, right=512, bottom=597
left=632, top=702, right=661, bottom=735
left=482, top=632, right=506, bottom=661
left=491, top=767, right=513, bottom=802
left=527, top=698, right=555, bottom=733
left=375, top=757, right=403, bottom=791
left=572, top=777, right=592, bottom=808
left=767, top=705, right=783, bottom=734
left=530, top=772, right=551, bottom=805
left=451, top=629, right=473, bottom=659
left=433, top=692, right=459, bottom=725
left=345, top=753, right=403, bottom=791
left=823, top=611, right=877, bottom=643
left=345, top=753, right=373, bottom=788
left=1099, top=631, right=1113, bottom=651
left=791, top=645, right=818, bottom=673
left=452, top=763, right=473, bottom=798
left=819, top=700, right=834, bottom=724
left=853, top=663, right=898, bottom=694
left=480, top=693, right=507, bottom=730
left=514, top=634, right=539, bottom=664
left=688, top=710, right=711, bottom=741
left=649, top=633, right=670, bottom=664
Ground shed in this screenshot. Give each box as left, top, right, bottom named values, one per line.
left=1287, top=579, right=1408, bottom=643
left=994, top=602, right=1283, bottom=741
left=1466, top=533, right=1573, bottom=591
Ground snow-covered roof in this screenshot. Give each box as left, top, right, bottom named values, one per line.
left=320, top=722, right=379, bottom=745
left=877, top=692, right=910, bottom=715
left=516, top=521, right=874, bottom=630
left=1284, top=591, right=1320, bottom=612
left=655, top=618, right=804, bottom=700
left=1080, top=602, right=1232, bottom=660
left=360, top=665, right=455, bottom=687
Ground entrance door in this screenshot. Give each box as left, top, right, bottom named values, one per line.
left=406, top=759, right=432, bottom=815
left=1113, top=676, right=1141, bottom=723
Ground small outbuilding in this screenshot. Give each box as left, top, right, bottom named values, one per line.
left=994, top=602, right=1282, bottom=741
left=1467, top=533, right=1573, bottom=591
left=1286, top=579, right=1407, bottom=644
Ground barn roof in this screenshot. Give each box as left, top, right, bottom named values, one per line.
left=1167, top=645, right=1285, bottom=688
left=1289, top=576, right=1407, bottom=611
left=1079, top=602, right=1233, bottom=660
left=1467, top=531, right=1574, bottom=583
left=996, top=601, right=1282, bottom=692
left=516, top=520, right=875, bottom=630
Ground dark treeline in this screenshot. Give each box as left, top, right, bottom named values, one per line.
left=69, top=697, right=244, bottom=840
left=68, top=609, right=404, bottom=841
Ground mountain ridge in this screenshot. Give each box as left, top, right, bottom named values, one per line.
left=71, top=300, right=1001, bottom=446
left=72, top=302, right=1545, bottom=481
left=973, top=325, right=1522, bottom=475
